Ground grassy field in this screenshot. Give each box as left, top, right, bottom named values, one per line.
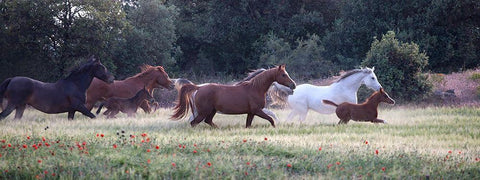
left=0, top=107, right=479, bottom=179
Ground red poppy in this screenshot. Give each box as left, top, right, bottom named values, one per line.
left=382, top=167, right=386, bottom=171
left=365, top=140, right=368, bottom=145
left=193, top=150, right=197, bottom=153
left=336, top=161, right=341, bottom=165
left=318, top=147, right=322, bottom=151
left=37, top=160, right=42, bottom=163
left=113, top=144, right=117, bottom=149
left=1, top=139, right=5, bottom=143
left=246, top=162, right=250, bottom=165
left=244, top=172, right=248, bottom=175
left=448, top=150, right=452, bottom=154
left=171, top=162, right=176, bottom=167
left=22, top=144, right=27, bottom=148
left=147, top=159, right=151, bottom=164
left=475, top=157, right=479, bottom=161
left=147, top=149, right=151, bottom=152
left=42, top=137, right=46, bottom=142
left=375, top=149, right=379, bottom=155
left=82, top=141, right=86, bottom=146
left=156, top=145, right=160, bottom=149
left=264, top=137, right=268, bottom=141
left=27, top=136, right=30, bottom=140
left=96, top=133, right=99, bottom=137
left=194, top=143, right=197, bottom=147
left=207, top=162, right=212, bottom=166
left=0, top=153, right=2, bottom=158
left=141, top=133, right=147, bottom=137
left=51, top=173, right=56, bottom=176
left=286, top=164, right=292, bottom=168
left=243, top=139, right=247, bottom=143
left=327, top=164, right=333, bottom=169
left=100, top=134, right=104, bottom=137
left=8, top=144, right=11, bottom=147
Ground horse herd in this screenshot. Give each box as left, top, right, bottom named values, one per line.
left=0, top=56, right=395, bottom=127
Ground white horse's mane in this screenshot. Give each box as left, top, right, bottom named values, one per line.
left=335, top=67, right=373, bottom=83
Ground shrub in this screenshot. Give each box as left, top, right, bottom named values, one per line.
left=470, top=73, right=480, bottom=81
left=362, top=31, right=432, bottom=103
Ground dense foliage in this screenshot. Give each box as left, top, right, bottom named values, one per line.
left=0, top=0, right=478, bottom=101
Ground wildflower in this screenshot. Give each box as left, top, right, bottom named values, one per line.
left=22, top=144, right=27, bottom=149
left=246, top=162, right=250, bottom=165
left=113, top=144, right=117, bottom=149
left=1, top=139, right=5, bottom=143
left=130, top=135, right=135, bottom=138
left=318, top=147, right=322, bottom=151
left=44, top=170, right=48, bottom=174
left=96, top=134, right=99, bottom=137
left=243, top=139, right=247, bottom=143
left=146, top=138, right=150, bottom=142
left=365, top=140, right=368, bottom=145
left=147, top=149, right=151, bottom=152
left=193, top=150, right=197, bottom=153
left=141, top=133, right=147, bottom=137
left=171, top=162, right=176, bottom=167
left=207, top=162, right=212, bottom=167
left=327, top=164, right=334, bottom=169
left=147, top=159, right=151, bottom=164
left=8, top=144, right=11, bottom=147
left=375, top=149, right=379, bottom=155
left=475, top=157, right=479, bottom=161
left=100, top=134, right=104, bottom=137
left=178, top=144, right=182, bottom=148
left=45, top=143, right=50, bottom=147
left=286, top=164, right=292, bottom=168
left=156, top=145, right=160, bottom=149
left=336, top=161, right=341, bottom=165
left=382, top=167, right=386, bottom=171
left=37, top=160, right=42, bottom=163
left=42, top=137, right=46, bottom=142
left=27, top=136, right=30, bottom=140
left=51, top=173, right=56, bottom=176
left=264, top=137, right=268, bottom=141
left=0, top=153, right=2, bottom=158
left=82, top=142, right=86, bottom=146
left=448, top=150, right=452, bottom=154
left=194, top=143, right=197, bottom=147
left=244, top=172, right=248, bottom=175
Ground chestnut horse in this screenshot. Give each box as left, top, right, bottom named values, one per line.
left=0, top=57, right=114, bottom=120
left=86, top=65, right=173, bottom=113
left=96, top=87, right=155, bottom=118
left=322, top=88, right=395, bottom=124
left=171, top=65, right=296, bottom=128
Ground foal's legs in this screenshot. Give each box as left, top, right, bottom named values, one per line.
left=139, top=101, right=152, bottom=114
left=254, top=110, right=275, bottom=128
left=14, top=104, right=26, bottom=119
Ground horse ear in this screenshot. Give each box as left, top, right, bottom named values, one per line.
left=157, top=66, right=164, bottom=71
left=371, top=67, right=375, bottom=71
left=278, top=64, right=285, bottom=70
left=380, top=88, right=384, bottom=92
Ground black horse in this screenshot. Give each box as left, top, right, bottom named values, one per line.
left=0, top=56, right=114, bottom=120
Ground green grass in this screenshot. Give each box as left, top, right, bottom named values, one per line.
left=0, top=107, right=479, bottom=179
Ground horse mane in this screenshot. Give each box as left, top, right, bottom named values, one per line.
left=127, top=64, right=164, bottom=80
left=238, top=67, right=276, bottom=89
left=234, top=68, right=267, bottom=85
left=64, top=59, right=94, bottom=80
left=335, top=68, right=372, bottom=83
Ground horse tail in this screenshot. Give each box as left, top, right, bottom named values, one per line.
left=268, top=82, right=291, bottom=107
left=322, top=100, right=338, bottom=107
left=96, top=102, right=105, bottom=115
left=171, top=83, right=199, bottom=120
left=0, top=78, right=11, bottom=97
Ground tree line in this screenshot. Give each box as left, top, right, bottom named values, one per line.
left=0, top=0, right=479, bottom=101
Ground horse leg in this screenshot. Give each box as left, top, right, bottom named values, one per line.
left=371, top=118, right=386, bottom=123
left=14, top=104, right=26, bottom=119
left=262, top=108, right=278, bottom=122
left=203, top=110, right=218, bottom=128
left=68, top=111, right=75, bottom=120
left=0, top=104, right=15, bottom=120
left=254, top=110, right=275, bottom=128
left=246, top=113, right=254, bottom=128
left=190, top=113, right=207, bottom=127
left=338, top=118, right=350, bottom=124
left=73, top=104, right=96, bottom=119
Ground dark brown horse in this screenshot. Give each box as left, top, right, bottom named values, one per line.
left=0, top=57, right=114, bottom=120
left=171, top=65, right=296, bottom=128
left=96, top=87, right=155, bottom=118
left=322, top=88, right=395, bottom=124
left=86, top=65, right=173, bottom=113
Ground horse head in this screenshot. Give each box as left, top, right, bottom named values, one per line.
left=378, top=88, right=395, bottom=104
left=89, top=57, right=114, bottom=84
left=139, top=86, right=155, bottom=103
left=275, top=64, right=296, bottom=91
left=145, top=65, right=174, bottom=90
left=360, top=67, right=382, bottom=91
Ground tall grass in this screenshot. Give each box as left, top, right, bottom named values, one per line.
left=0, top=107, right=479, bottom=179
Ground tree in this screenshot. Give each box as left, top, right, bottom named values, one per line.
left=362, top=31, right=431, bottom=102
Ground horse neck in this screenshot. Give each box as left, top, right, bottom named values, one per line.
left=131, top=92, right=148, bottom=106
left=63, top=69, right=94, bottom=92
left=126, top=71, right=155, bottom=86
left=248, top=69, right=276, bottom=94
left=364, top=93, right=382, bottom=108
left=331, top=72, right=365, bottom=93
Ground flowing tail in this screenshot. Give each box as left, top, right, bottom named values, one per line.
left=0, top=78, right=12, bottom=110
left=322, top=100, right=338, bottom=107
left=171, top=83, right=199, bottom=120
left=96, top=102, right=105, bottom=115
left=268, top=82, right=293, bottom=107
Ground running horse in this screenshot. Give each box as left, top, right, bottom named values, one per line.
left=85, top=65, right=173, bottom=113
left=96, top=87, right=155, bottom=118
left=171, top=65, right=296, bottom=128
left=323, top=88, right=395, bottom=124
left=0, top=57, right=114, bottom=120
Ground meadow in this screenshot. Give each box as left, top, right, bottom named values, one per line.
left=0, top=107, right=479, bottom=179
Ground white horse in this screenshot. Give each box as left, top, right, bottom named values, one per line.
left=272, top=67, right=382, bottom=122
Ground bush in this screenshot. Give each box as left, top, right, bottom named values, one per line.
left=362, top=31, right=432, bottom=103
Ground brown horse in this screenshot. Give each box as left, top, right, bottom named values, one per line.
left=0, top=57, right=114, bottom=120
left=171, top=65, right=296, bottom=128
left=86, top=65, right=173, bottom=113
left=322, top=88, right=395, bottom=124
left=96, top=87, right=155, bottom=118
